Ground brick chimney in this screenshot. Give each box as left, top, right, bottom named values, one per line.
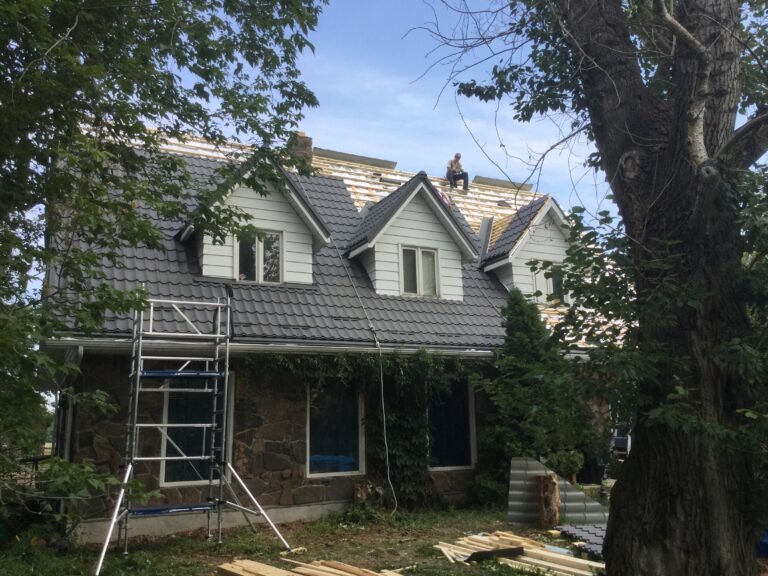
left=289, top=131, right=313, bottom=165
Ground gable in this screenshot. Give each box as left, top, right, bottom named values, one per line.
left=348, top=177, right=477, bottom=262
left=200, top=184, right=315, bottom=284
left=494, top=208, right=570, bottom=299
left=369, top=193, right=465, bottom=301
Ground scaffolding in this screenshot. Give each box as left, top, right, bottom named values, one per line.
left=95, top=297, right=291, bottom=575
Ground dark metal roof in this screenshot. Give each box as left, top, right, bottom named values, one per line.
left=82, top=154, right=509, bottom=351
left=481, top=196, right=550, bottom=267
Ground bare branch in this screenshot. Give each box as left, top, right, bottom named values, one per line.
left=17, top=14, right=80, bottom=86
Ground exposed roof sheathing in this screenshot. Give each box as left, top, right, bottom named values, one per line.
left=311, top=150, right=540, bottom=231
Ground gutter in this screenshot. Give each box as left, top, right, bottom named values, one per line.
left=43, top=337, right=496, bottom=358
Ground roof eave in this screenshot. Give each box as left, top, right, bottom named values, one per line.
left=44, top=336, right=497, bottom=358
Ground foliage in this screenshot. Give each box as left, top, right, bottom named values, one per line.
left=471, top=288, right=608, bottom=505
left=245, top=351, right=481, bottom=509
left=426, top=1, right=768, bottom=570
left=0, top=0, right=327, bottom=535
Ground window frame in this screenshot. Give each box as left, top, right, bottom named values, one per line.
left=159, top=374, right=235, bottom=488
left=535, top=262, right=567, bottom=305
left=234, top=230, right=284, bottom=285
left=427, top=380, right=477, bottom=472
left=399, top=245, right=440, bottom=298
left=305, top=383, right=366, bottom=479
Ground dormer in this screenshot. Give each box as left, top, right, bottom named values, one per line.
left=198, top=173, right=330, bottom=284
left=346, top=172, right=478, bottom=301
left=479, top=196, right=569, bottom=303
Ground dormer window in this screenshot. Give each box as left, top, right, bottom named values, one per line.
left=237, top=231, right=282, bottom=283
left=401, top=247, right=438, bottom=297
left=550, top=266, right=565, bottom=304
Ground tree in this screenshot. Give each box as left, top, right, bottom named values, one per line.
left=473, top=287, right=607, bottom=505
left=0, top=0, right=326, bottom=525
left=424, top=1, right=768, bottom=573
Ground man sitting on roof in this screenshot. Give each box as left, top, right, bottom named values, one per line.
left=446, top=153, right=469, bottom=191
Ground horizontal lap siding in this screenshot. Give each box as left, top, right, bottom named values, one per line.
left=375, top=194, right=464, bottom=301
left=493, top=266, right=515, bottom=292
left=510, top=213, right=568, bottom=301
left=201, top=186, right=313, bottom=283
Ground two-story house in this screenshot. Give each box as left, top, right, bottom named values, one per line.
left=46, top=139, right=571, bottom=540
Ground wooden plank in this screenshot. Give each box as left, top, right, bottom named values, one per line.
left=462, top=535, right=497, bottom=549
left=437, top=541, right=478, bottom=554
left=218, top=562, right=253, bottom=576
left=499, top=558, right=571, bottom=576
left=514, top=555, right=594, bottom=576
left=219, top=560, right=295, bottom=576
left=523, top=547, right=606, bottom=571
left=292, top=567, right=337, bottom=576
left=233, top=560, right=298, bottom=576
left=281, top=558, right=352, bottom=576
left=315, top=560, right=380, bottom=576
left=494, top=531, right=547, bottom=548
left=434, top=545, right=456, bottom=563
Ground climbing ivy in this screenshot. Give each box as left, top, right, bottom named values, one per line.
left=241, top=351, right=483, bottom=509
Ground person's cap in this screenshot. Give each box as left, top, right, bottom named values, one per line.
left=455, top=153, right=461, bottom=158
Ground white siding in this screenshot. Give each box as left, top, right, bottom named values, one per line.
left=373, top=193, right=464, bottom=301
left=508, top=212, right=569, bottom=301
left=200, top=185, right=314, bottom=284
left=493, top=265, right=515, bottom=291
left=359, top=249, right=376, bottom=288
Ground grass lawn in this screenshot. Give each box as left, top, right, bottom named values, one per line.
left=1, top=507, right=553, bottom=576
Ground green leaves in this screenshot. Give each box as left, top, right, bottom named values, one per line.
left=0, top=0, right=327, bottom=534
left=472, top=288, right=609, bottom=504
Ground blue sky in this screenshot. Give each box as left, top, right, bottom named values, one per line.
left=297, top=0, right=611, bottom=215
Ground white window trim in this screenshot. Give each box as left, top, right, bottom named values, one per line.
left=159, top=374, right=235, bottom=488
left=399, top=245, right=440, bottom=298
left=234, top=230, right=284, bottom=284
left=427, top=381, right=477, bottom=472
left=305, top=383, right=366, bottom=479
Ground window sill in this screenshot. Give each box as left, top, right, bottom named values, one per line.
left=428, top=465, right=474, bottom=472
left=306, top=470, right=366, bottom=479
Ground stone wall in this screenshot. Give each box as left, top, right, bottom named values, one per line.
left=69, top=353, right=474, bottom=517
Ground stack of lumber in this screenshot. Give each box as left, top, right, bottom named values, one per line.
left=218, top=558, right=404, bottom=576
left=434, top=531, right=606, bottom=576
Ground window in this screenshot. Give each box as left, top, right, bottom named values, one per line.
left=237, top=231, right=282, bottom=283
left=428, top=380, right=475, bottom=469
left=307, top=381, right=364, bottom=477
left=160, top=377, right=234, bottom=486
left=534, top=263, right=567, bottom=305
left=549, top=266, right=566, bottom=304
left=401, top=247, right=439, bottom=297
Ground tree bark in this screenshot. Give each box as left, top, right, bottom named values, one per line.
left=558, top=0, right=760, bottom=573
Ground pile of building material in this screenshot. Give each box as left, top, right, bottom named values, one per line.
left=218, top=558, right=404, bottom=576
left=434, top=531, right=606, bottom=576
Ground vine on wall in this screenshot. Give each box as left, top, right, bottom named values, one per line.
left=241, top=351, right=484, bottom=509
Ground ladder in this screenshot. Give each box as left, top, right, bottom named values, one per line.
left=95, top=297, right=291, bottom=575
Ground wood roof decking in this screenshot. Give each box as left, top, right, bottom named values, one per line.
left=311, top=152, right=541, bottom=231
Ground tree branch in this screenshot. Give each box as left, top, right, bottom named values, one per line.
left=560, top=0, right=666, bottom=183
left=714, top=111, right=768, bottom=169
left=653, top=0, right=712, bottom=168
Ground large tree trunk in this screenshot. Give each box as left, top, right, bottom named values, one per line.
left=559, top=0, right=761, bottom=573
left=602, top=170, right=758, bottom=575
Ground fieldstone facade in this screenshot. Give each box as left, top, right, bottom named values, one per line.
left=67, top=353, right=474, bottom=517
